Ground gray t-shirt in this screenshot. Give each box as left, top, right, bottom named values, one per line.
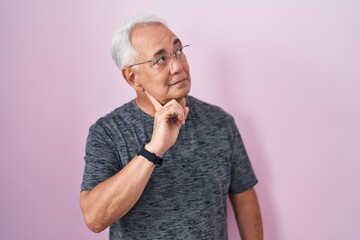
left=81, top=96, right=258, bottom=240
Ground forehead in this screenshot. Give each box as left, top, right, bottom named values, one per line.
left=131, top=24, right=179, bottom=58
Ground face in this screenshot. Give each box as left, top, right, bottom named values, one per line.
left=129, top=23, right=191, bottom=105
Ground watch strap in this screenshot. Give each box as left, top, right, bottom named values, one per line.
left=137, top=145, right=163, bottom=166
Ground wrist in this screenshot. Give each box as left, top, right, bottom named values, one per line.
left=138, top=144, right=163, bottom=166
left=144, top=143, right=165, bottom=157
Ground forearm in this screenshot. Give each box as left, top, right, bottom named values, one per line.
left=229, top=188, right=263, bottom=240
left=234, top=200, right=263, bottom=240
left=80, top=154, right=155, bottom=233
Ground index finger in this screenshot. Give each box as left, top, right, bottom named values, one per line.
left=145, top=91, right=162, bottom=111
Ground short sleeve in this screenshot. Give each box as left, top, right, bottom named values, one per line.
left=81, top=123, right=121, bottom=192
left=228, top=119, right=258, bottom=194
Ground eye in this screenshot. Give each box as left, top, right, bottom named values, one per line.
left=154, top=56, right=167, bottom=65
left=176, top=47, right=184, bottom=55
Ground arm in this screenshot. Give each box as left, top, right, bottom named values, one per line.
left=229, top=187, right=263, bottom=240
left=80, top=97, right=189, bottom=233
left=80, top=151, right=155, bottom=233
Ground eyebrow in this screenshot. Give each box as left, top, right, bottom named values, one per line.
left=152, top=38, right=183, bottom=58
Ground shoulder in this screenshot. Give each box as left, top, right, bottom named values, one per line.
left=88, top=100, right=138, bottom=134
left=187, top=95, right=234, bottom=123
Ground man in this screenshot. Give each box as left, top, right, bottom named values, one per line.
left=80, top=14, right=263, bottom=239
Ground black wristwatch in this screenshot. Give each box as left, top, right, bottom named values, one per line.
left=137, top=145, right=163, bottom=166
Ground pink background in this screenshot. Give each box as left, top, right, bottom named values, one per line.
left=1, top=1, right=359, bottom=239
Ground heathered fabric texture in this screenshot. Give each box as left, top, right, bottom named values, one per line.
left=81, top=96, right=258, bottom=240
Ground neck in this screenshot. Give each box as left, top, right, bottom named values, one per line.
left=135, top=94, right=187, bottom=117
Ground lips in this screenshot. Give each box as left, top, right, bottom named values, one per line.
left=171, top=78, right=186, bottom=85
left=169, top=74, right=188, bottom=86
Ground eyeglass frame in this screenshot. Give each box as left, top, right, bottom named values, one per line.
left=127, top=44, right=190, bottom=68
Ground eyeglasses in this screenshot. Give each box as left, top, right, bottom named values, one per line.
left=128, top=45, right=189, bottom=70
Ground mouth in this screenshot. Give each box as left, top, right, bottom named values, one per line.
left=169, top=78, right=188, bottom=86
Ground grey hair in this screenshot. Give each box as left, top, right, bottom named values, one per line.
left=110, top=14, right=168, bottom=69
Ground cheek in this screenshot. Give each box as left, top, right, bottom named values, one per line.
left=142, top=74, right=170, bottom=95
left=154, top=72, right=170, bottom=85
left=183, top=62, right=191, bottom=75
left=140, top=71, right=166, bottom=85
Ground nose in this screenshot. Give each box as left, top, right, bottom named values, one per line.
left=169, top=54, right=184, bottom=74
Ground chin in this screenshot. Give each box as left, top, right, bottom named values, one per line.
left=162, top=80, right=191, bottom=102
left=163, top=90, right=190, bottom=105
left=176, top=85, right=191, bottom=100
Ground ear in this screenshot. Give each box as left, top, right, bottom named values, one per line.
left=122, top=67, right=144, bottom=91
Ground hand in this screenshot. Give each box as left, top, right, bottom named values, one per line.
left=145, top=92, right=189, bottom=156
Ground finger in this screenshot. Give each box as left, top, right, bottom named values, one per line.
left=168, top=105, right=188, bottom=125
left=176, top=106, right=189, bottom=125
left=163, top=101, right=188, bottom=124
left=165, top=105, right=182, bottom=121
left=145, top=91, right=162, bottom=111
left=158, top=104, right=181, bottom=123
